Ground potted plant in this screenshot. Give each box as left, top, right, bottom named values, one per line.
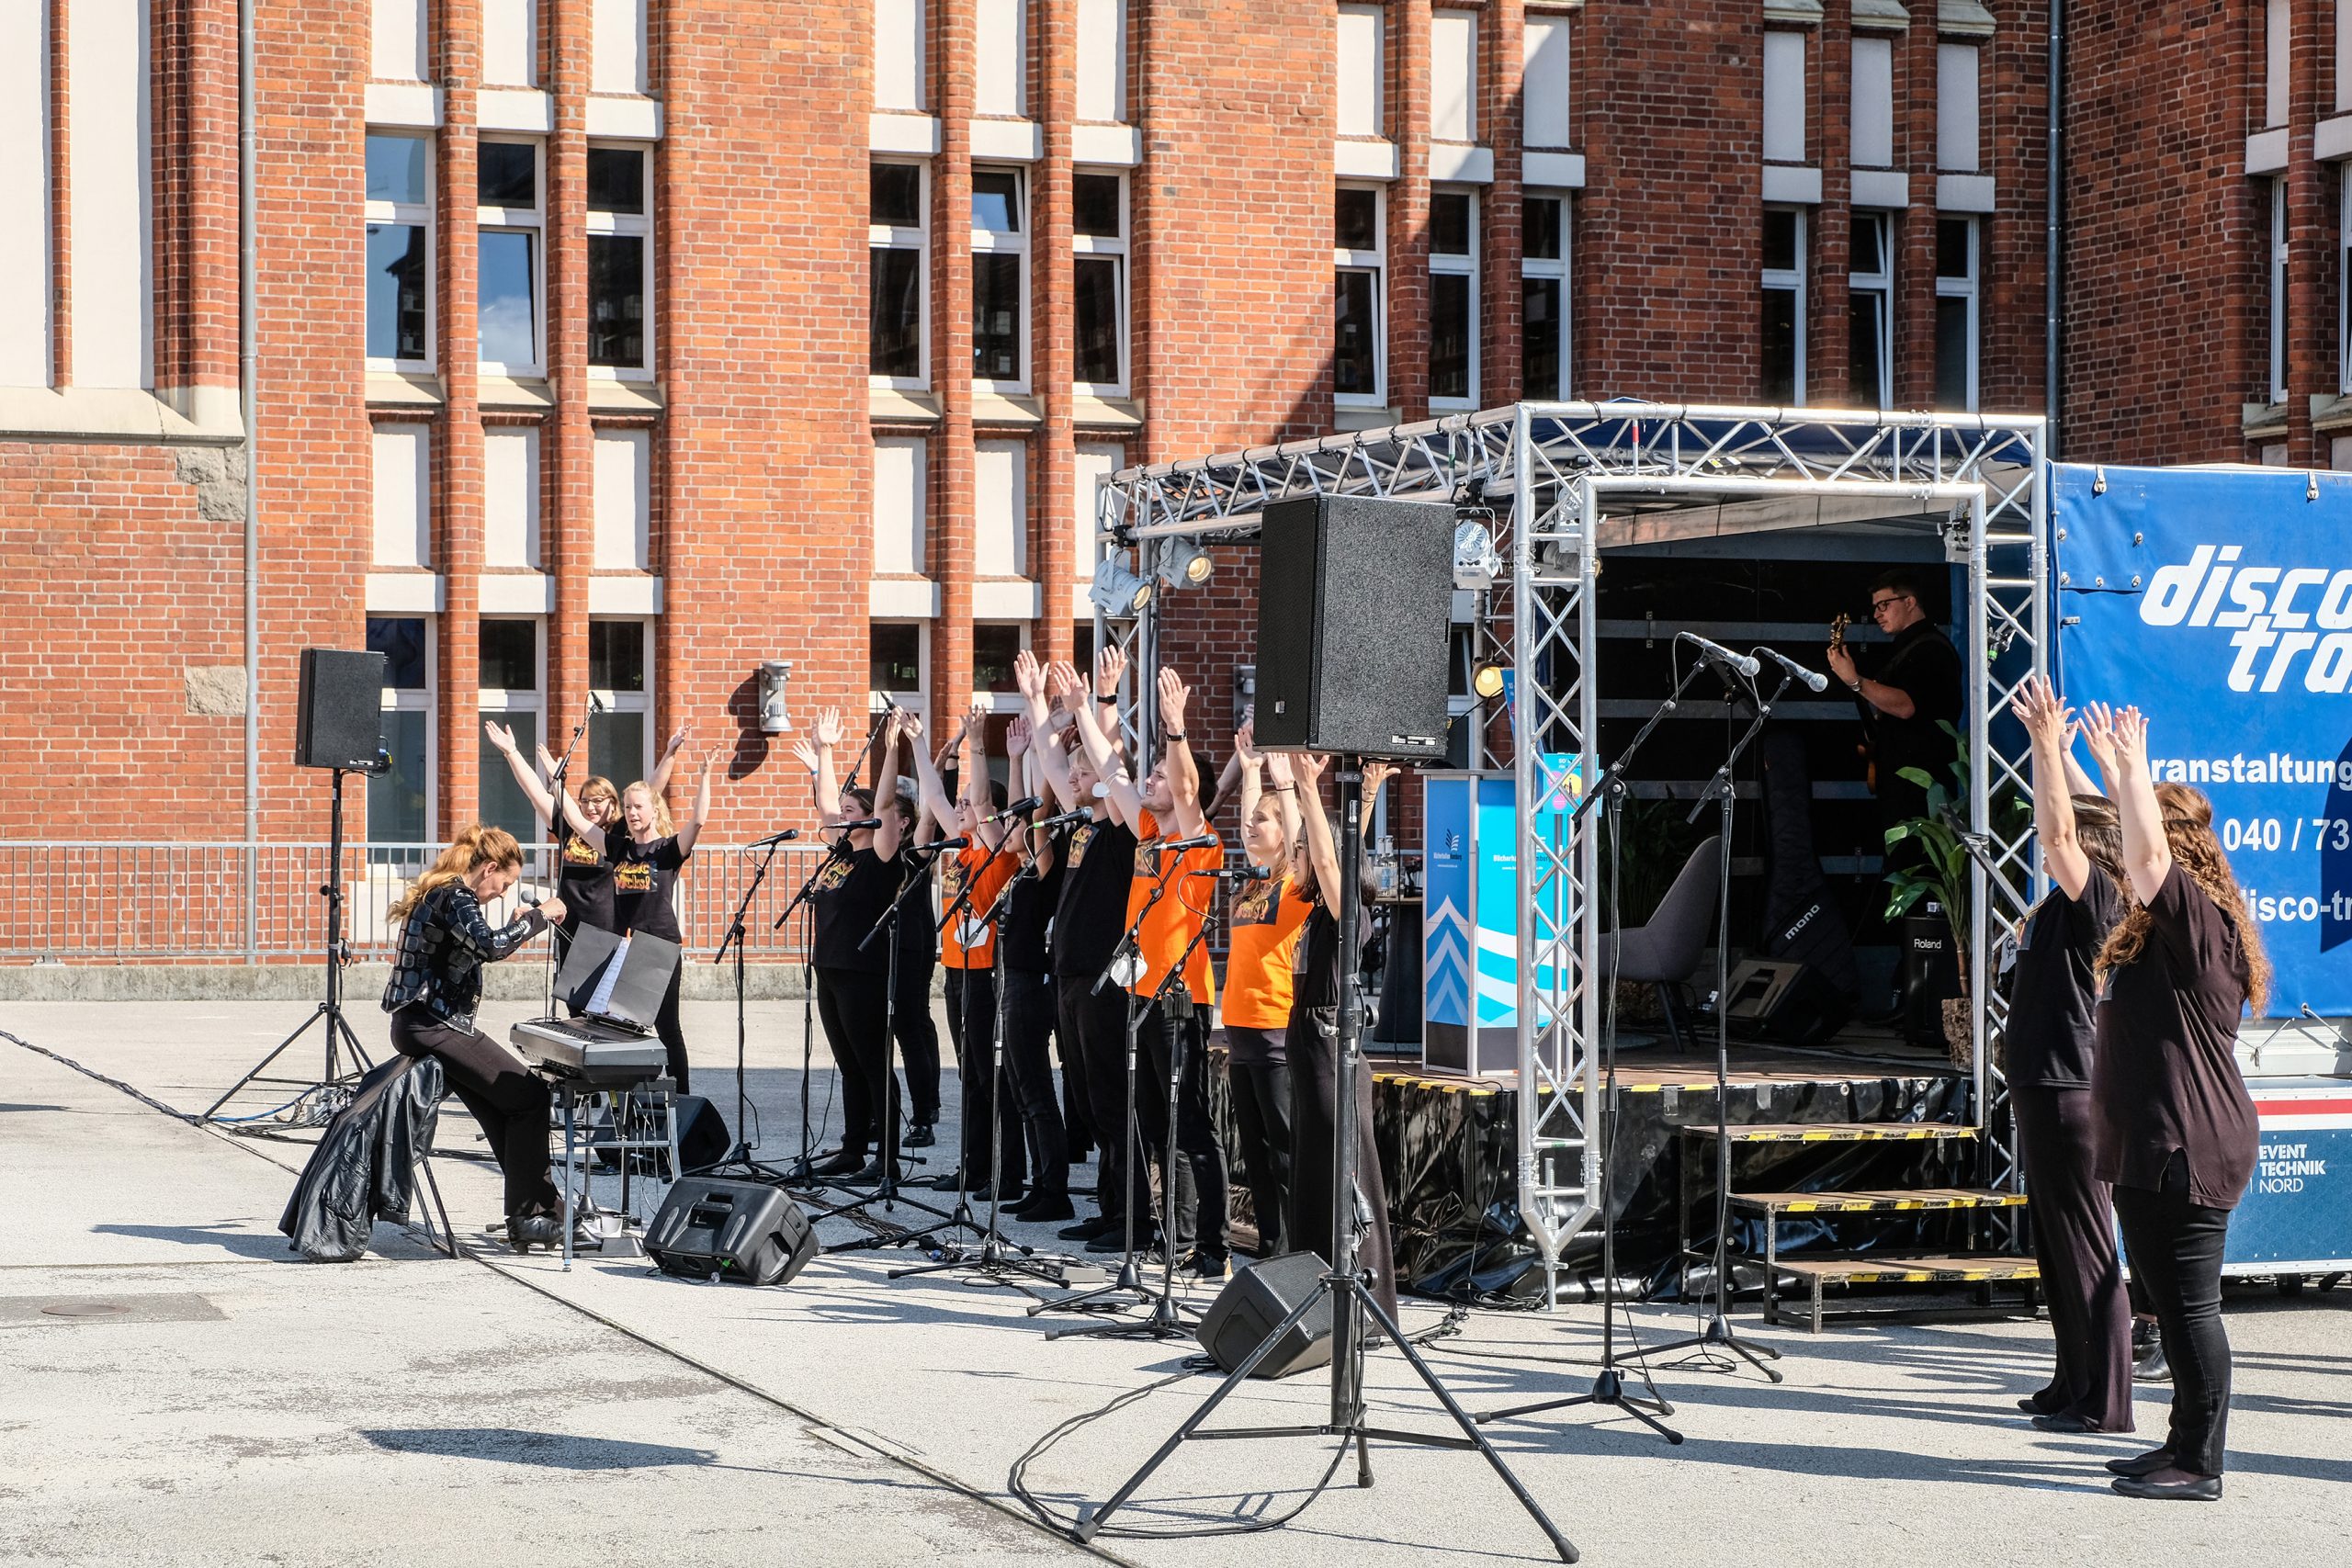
left=1882, top=722, right=2023, bottom=1068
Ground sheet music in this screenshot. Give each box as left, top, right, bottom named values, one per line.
left=584, top=935, right=631, bottom=1020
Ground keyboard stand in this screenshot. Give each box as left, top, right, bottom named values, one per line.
left=554, top=1076, right=681, bottom=1272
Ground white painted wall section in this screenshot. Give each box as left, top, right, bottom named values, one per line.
left=70, top=0, right=151, bottom=390
left=1076, top=0, right=1125, bottom=120
left=0, top=4, right=50, bottom=388
left=1850, top=36, right=1893, bottom=167
left=876, top=0, right=926, bottom=112
left=975, top=439, right=1026, bottom=577
left=593, top=0, right=647, bottom=94
left=1337, top=5, right=1384, bottom=139
left=873, top=435, right=927, bottom=577
left=1762, top=29, right=1805, bottom=164
left=1521, top=17, right=1570, bottom=150
left=975, top=0, right=1026, bottom=118
left=1431, top=9, right=1476, bottom=143
left=484, top=0, right=537, bottom=87
left=1938, top=43, right=1980, bottom=171
left=373, top=424, right=432, bottom=569
left=372, top=0, right=427, bottom=81
left=484, top=426, right=541, bottom=569
left=594, top=428, right=650, bottom=570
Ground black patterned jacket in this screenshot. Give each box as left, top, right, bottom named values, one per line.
left=380, top=882, right=548, bottom=1030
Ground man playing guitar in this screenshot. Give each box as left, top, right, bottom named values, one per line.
left=1826, top=569, right=1964, bottom=868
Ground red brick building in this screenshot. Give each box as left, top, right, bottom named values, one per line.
left=0, top=0, right=2052, bottom=863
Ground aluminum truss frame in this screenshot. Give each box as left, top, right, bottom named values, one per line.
left=1093, top=402, right=2048, bottom=1306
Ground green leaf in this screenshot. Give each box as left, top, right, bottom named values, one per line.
left=1895, top=766, right=1939, bottom=791
left=1885, top=885, right=1927, bottom=919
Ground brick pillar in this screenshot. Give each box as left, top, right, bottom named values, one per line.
left=2285, top=0, right=2324, bottom=466
left=1035, top=0, right=1076, bottom=662
left=1814, top=12, right=1850, bottom=407
left=1486, top=0, right=1523, bottom=399
left=549, top=0, right=594, bottom=772
left=50, top=0, right=72, bottom=387
left=933, top=0, right=976, bottom=731
left=1391, top=0, right=1431, bottom=421
left=1897, top=12, right=1939, bottom=411
left=437, top=1, right=485, bottom=836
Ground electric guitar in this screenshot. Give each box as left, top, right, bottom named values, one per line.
left=1831, top=614, right=1879, bottom=794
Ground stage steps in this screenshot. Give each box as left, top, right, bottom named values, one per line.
left=1679, top=1122, right=2037, bottom=1333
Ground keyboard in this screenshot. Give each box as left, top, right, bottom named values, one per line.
left=510, top=1017, right=669, bottom=1086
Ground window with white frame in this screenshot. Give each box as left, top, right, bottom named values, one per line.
left=1763, top=30, right=1806, bottom=164
left=1431, top=9, right=1477, bottom=145
left=483, top=0, right=536, bottom=87
left=372, top=422, right=431, bottom=567
left=587, top=144, right=650, bottom=374
left=1848, top=212, right=1892, bottom=410
left=1937, top=43, right=1980, bottom=171
left=973, top=168, right=1028, bottom=387
left=874, top=434, right=928, bottom=576
left=2270, top=180, right=2290, bottom=403
left=588, top=619, right=654, bottom=785
left=1430, top=188, right=1476, bottom=406
left=1934, top=216, right=1979, bottom=412
left=1850, top=34, right=1894, bottom=167
left=976, top=0, right=1027, bottom=118
left=1334, top=184, right=1385, bottom=404
left=973, top=623, right=1025, bottom=699
left=477, top=140, right=543, bottom=373
left=1761, top=206, right=1805, bottom=404
left=1522, top=14, right=1571, bottom=150
left=1076, top=0, right=1126, bottom=120
left=368, top=615, right=435, bottom=845
left=1073, top=170, right=1127, bottom=392
left=478, top=617, right=546, bottom=840
left=1337, top=3, right=1384, bottom=139
left=1521, top=192, right=1569, bottom=399
left=365, top=133, right=432, bottom=368
left=876, top=0, right=926, bottom=111
left=870, top=162, right=929, bottom=384
left=870, top=621, right=928, bottom=722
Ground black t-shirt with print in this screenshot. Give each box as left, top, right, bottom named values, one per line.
left=1051, top=813, right=1137, bottom=979
left=1001, top=827, right=1068, bottom=973
left=554, top=826, right=616, bottom=936
left=609, top=834, right=688, bottom=942
left=810, top=845, right=898, bottom=974
left=2006, top=864, right=2124, bottom=1089
left=894, top=854, right=938, bottom=963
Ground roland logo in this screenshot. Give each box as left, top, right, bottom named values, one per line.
left=2138, top=544, right=2352, bottom=694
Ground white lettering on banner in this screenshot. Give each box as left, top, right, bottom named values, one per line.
left=2149, top=754, right=2352, bottom=792
left=2137, top=545, right=2352, bottom=691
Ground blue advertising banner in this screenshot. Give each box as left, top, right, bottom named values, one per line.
left=2052, top=463, right=2352, bottom=1016
left=1420, top=762, right=1579, bottom=1076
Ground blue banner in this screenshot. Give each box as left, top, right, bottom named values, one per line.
left=2052, top=463, right=2352, bottom=1016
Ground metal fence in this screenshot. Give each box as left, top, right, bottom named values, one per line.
left=0, top=841, right=834, bottom=964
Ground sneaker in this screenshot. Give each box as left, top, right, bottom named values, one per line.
left=1180, top=1250, right=1230, bottom=1282
left=906, top=1122, right=937, bottom=1148
left=1057, top=1214, right=1121, bottom=1242
left=1087, top=1228, right=1159, bottom=1255
left=811, top=1147, right=865, bottom=1178
left=1011, top=1193, right=1075, bottom=1223
left=841, top=1158, right=903, bottom=1188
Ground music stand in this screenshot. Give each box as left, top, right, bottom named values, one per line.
left=1072, top=759, right=1576, bottom=1563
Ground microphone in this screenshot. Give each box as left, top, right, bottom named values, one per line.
left=1190, top=864, right=1273, bottom=881
left=919, top=835, right=972, bottom=853
left=1035, top=807, right=1092, bottom=829
left=1753, top=645, right=1828, bottom=693
left=1153, top=833, right=1218, bottom=856
left=747, top=828, right=801, bottom=848
left=1677, top=631, right=1761, bottom=678
left=988, top=795, right=1044, bottom=823
left=832, top=817, right=882, bottom=832
left=588, top=692, right=606, bottom=714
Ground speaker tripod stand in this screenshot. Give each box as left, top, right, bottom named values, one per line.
left=204, top=765, right=377, bottom=1129
left=1072, top=759, right=1575, bottom=1562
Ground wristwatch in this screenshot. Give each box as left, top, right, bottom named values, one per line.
left=1164, top=728, right=1187, bottom=742
left=1845, top=676, right=1863, bottom=693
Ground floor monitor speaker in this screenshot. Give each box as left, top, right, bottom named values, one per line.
left=295, top=648, right=388, bottom=772
left=1194, top=1251, right=1335, bottom=1378
left=645, top=1178, right=816, bottom=1287
left=1253, top=494, right=1454, bottom=761
left=1721, top=957, right=1850, bottom=1047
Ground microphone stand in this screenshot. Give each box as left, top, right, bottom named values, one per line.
left=690, top=829, right=805, bottom=1185
left=1477, top=655, right=1718, bottom=1442
left=539, top=696, right=598, bottom=1011
left=1048, top=874, right=1223, bottom=1342
left=892, top=832, right=1068, bottom=1289
left=1029, top=848, right=1187, bottom=1326
left=1641, top=660, right=1788, bottom=1382
left=816, top=840, right=979, bottom=1252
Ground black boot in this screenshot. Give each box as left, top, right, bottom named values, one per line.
left=2132, top=1320, right=2171, bottom=1384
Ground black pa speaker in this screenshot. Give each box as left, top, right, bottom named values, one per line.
left=1194, top=1251, right=1335, bottom=1378
left=1254, top=495, right=1454, bottom=761
left=295, top=648, right=388, bottom=772
left=1721, top=958, right=1851, bottom=1047
left=645, top=1178, right=816, bottom=1287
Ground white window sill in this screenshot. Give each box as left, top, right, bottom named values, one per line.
left=1430, top=143, right=1493, bottom=185
left=2245, top=127, right=2290, bottom=175
left=1073, top=393, right=1143, bottom=429
left=587, top=379, right=663, bottom=412
left=480, top=89, right=554, bottom=133
left=366, top=82, right=443, bottom=128
left=872, top=111, right=941, bottom=156
left=1763, top=164, right=1822, bottom=204
left=974, top=390, right=1044, bottom=426
left=0, top=384, right=243, bottom=445
left=1333, top=404, right=1398, bottom=432
left=871, top=385, right=943, bottom=423
left=480, top=572, right=557, bottom=614
left=1935, top=173, right=1996, bottom=213
left=367, top=372, right=444, bottom=408
left=480, top=375, right=556, bottom=410
left=971, top=118, right=1043, bottom=162
left=366, top=570, right=445, bottom=614
left=1851, top=168, right=1911, bottom=209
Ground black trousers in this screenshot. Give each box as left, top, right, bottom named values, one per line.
left=1058, top=973, right=1147, bottom=1223
left=945, top=965, right=1024, bottom=1190
left=390, top=1004, right=557, bottom=1216
left=1286, top=998, right=1400, bottom=1328
left=2013, top=1084, right=2133, bottom=1430
left=1058, top=996, right=1095, bottom=1159
left=815, top=965, right=896, bottom=1160
left=2113, top=1151, right=2234, bottom=1476
left=1139, top=998, right=1227, bottom=1260
left=1224, top=1029, right=1293, bottom=1258
left=651, top=964, right=688, bottom=1094
left=893, top=952, right=942, bottom=1124
left=1000, top=965, right=1069, bottom=1198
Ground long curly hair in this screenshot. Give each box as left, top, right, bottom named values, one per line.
left=2096, top=784, right=2271, bottom=1013
left=388, top=826, right=524, bottom=926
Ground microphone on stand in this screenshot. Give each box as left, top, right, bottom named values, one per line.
left=915, top=835, right=971, bottom=855
left=1752, top=645, right=1829, bottom=693
left=1190, top=864, right=1273, bottom=882
left=1677, top=631, right=1761, bottom=678
left=746, top=828, right=802, bottom=848
left=1152, top=833, right=1218, bottom=858
left=1035, top=807, right=1092, bottom=829
left=831, top=817, right=883, bottom=832
left=986, top=795, right=1045, bottom=823
left=589, top=692, right=606, bottom=714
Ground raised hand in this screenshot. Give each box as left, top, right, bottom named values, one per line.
left=1233, top=718, right=1261, bottom=767
left=663, top=724, right=692, bottom=758
left=813, top=706, right=845, bottom=749
left=2008, top=674, right=2070, bottom=750
left=1157, top=666, right=1191, bottom=734
left=2077, top=702, right=2120, bottom=772
left=698, top=745, right=718, bottom=775
left=483, top=719, right=518, bottom=753
left=1295, top=750, right=1329, bottom=785
left=1363, top=759, right=1396, bottom=799
left=789, top=738, right=821, bottom=774
left=536, top=742, right=560, bottom=774
left=1263, top=749, right=1295, bottom=786
left=2112, top=705, right=2149, bottom=760
left=1046, top=660, right=1081, bottom=703
left=2075, top=716, right=2116, bottom=780
left=966, top=700, right=989, bottom=736
left=1094, top=643, right=1127, bottom=695
left=897, top=709, right=925, bottom=741
left=1006, top=715, right=1032, bottom=758
left=1013, top=648, right=1045, bottom=698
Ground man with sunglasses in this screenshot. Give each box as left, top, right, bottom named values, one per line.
left=1826, top=568, right=1964, bottom=861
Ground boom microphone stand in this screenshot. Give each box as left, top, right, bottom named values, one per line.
left=892, top=834, right=1067, bottom=1289
left=205, top=764, right=378, bottom=1127
left=1641, top=660, right=1787, bottom=1382
left=1074, top=760, right=1576, bottom=1563
left=1479, top=658, right=1716, bottom=1442
left=1030, top=851, right=1187, bottom=1329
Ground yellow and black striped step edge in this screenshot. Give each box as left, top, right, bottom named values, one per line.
left=1772, top=1254, right=2041, bottom=1284
left=1677, top=1121, right=1981, bottom=1144
left=1729, top=1188, right=2030, bottom=1215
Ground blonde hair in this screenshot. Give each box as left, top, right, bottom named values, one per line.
left=389, top=825, right=524, bottom=926
left=622, top=781, right=675, bottom=837
left=2097, top=784, right=2272, bottom=1013
left=578, top=774, right=621, bottom=815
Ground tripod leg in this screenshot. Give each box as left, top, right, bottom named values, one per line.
left=201, top=1005, right=331, bottom=1119
left=1357, top=1287, right=1579, bottom=1564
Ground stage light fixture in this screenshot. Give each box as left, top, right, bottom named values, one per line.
left=1471, top=661, right=1507, bottom=701
left=1159, top=536, right=1215, bottom=588
left=1453, top=517, right=1500, bottom=589
left=1089, top=557, right=1154, bottom=617
left=757, top=660, right=796, bottom=734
